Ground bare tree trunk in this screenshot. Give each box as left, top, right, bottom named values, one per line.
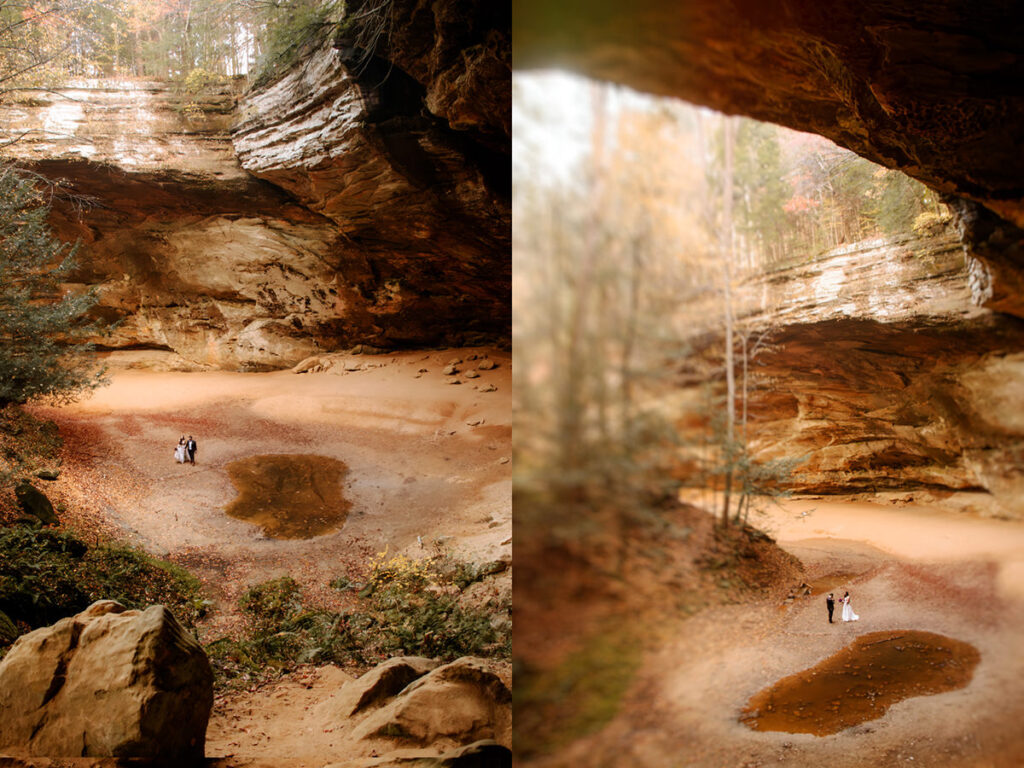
left=620, top=231, right=642, bottom=448
left=558, top=83, right=607, bottom=487
left=721, top=115, right=736, bottom=527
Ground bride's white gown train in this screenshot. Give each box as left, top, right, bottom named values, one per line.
left=841, top=598, right=859, bottom=622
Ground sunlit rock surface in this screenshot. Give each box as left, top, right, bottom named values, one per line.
left=515, top=0, right=1024, bottom=317
left=0, top=2, right=510, bottom=367
left=0, top=600, right=212, bottom=760
left=0, top=80, right=350, bottom=369
left=682, top=234, right=1024, bottom=515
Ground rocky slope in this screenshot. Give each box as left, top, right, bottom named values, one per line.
left=0, top=1, right=509, bottom=369
left=515, top=0, right=1024, bottom=318
left=684, top=233, right=1024, bottom=515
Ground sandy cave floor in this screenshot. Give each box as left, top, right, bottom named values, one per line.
left=26, top=347, right=511, bottom=765
left=533, top=496, right=1024, bottom=768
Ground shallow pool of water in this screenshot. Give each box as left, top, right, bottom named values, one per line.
left=224, top=454, right=350, bottom=539
left=740, top=630, right=980, bottom=735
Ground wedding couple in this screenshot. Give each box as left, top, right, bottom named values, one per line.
left=174, top=435, right=198, bottom=465
left=825, top=591, right=858, bottom=623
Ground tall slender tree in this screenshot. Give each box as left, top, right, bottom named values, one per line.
left=0, top=169, right=106, bottom=405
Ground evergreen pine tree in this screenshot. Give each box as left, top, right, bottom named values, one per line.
left=0, top=167, right=107, bottom=405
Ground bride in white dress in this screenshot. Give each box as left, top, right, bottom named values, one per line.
left=174, top=436, right=187, bottom=464
left=841, top=591, right=859, bottom=622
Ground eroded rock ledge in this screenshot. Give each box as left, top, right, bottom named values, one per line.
left=0, top=0, right=509, bottom=369
left=680, top=234, right=1024, bottom=513
left=232, top=22, right=510, bottom=352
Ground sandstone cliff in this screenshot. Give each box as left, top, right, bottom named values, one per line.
left=0, top=0, right=510, bottom=370
left=515, top=0, right=1024, bottom=319
left=681, top=233, right=1024, bottom=515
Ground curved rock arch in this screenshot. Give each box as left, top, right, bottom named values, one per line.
left=514, top=0, right=1024, bottom=315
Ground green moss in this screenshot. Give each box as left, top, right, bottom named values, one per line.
left=514, top=626, right=643, bottom=758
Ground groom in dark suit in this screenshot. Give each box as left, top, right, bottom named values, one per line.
left=186, top=435, right=197, bottom=465
left=826, top=593, right=835, bottom=623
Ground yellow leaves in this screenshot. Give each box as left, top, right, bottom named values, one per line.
left=366, top=546, right=432, bottom=591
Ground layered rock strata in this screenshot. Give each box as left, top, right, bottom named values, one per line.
left=1, top=80, right=348, bottom=369
left=682, top=233, right=1024, bottom=515
left=232, top=14, right=510, bottom=349
left=0, top=0, right=510, bottom=368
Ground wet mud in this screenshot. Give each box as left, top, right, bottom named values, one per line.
left=224, top=454, right=350, bottom=539
left=740, top=630, right=980, bottom=735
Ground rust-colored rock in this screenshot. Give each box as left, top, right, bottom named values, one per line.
left=232, top=7, right=510, bottom=350
left=0, top=0, right=510, bottom=368
left=679, top=233, right=1024, bottom=513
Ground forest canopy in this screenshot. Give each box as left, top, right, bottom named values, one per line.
left=0, top=0, right=353, bottom=89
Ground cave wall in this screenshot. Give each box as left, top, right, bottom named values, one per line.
left=232, top=3, right=510, bottom=349
left=0, top=0, right=510, bottom=370
left=678, top=233, right=1024, bottom=515
left=514, top=0, right=1024, bottom=317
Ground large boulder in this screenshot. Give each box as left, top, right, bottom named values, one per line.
left=331, top=655, right=440, bottom=717
left=0, top=600, right=213, bottom=760
left=351, top=657, right=511, bottom=749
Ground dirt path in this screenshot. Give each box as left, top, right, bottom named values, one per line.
left=31, top=347, right=512, bottom=641
left=534, top=497, right=1024, bottom=768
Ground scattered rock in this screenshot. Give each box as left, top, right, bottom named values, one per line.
left=481, top=557, right=511, bottom=576
left=448, top=379, right=463, bottom=385
left=465, top=370, right=480, bottom=379
left=0, top=600, right=213, bottom=760
left=418, top=368, right=429, bottom=373
left=351, top=658, right=511, bottom=748
left=446, top=358, right=464, bottom=366
left=476, top=360, right=498, bottom=371
left=331, top=657, right=440, bottom=718
left=498, top=457, right=510, bottom=464
left=14, top=481, right=58, bottom=526
left=443, top=364, right=460, bottom=375
left=33, top=469, right=60, bottom=481
left=293, top=356, right=332, bottom=374
left=479, top=384, right=497, bottom=393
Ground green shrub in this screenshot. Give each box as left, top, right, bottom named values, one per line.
left=239, top=576, right=303, bottom=634
left=0, top=526, right=206, bottom=654
left=82, top=544, right=205, bottom=627
left=208, top=553, right=510, bottom=689
left=0, top=526, right=90, bottom=627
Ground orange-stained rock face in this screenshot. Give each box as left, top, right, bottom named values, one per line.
left=678, top=233, right=1024, bottom=514
left=0, top=0, right=509, bottom=369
